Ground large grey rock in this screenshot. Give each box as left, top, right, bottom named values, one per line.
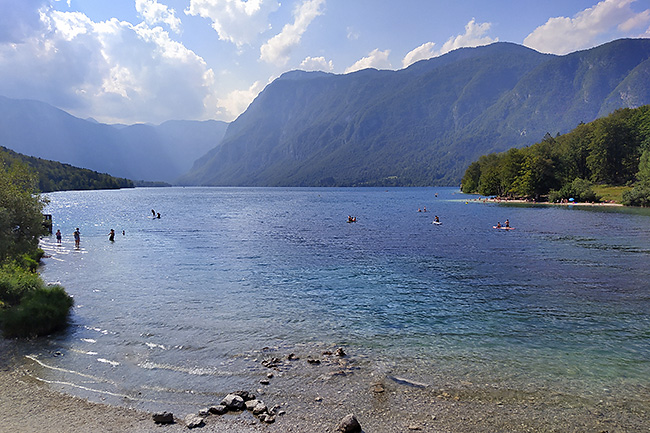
left=221, top=393, right=245, bottom=411
left=252, top=402, right=268, bottom=415
left=245, top=399, right=262, bottom=411
left=338, top=413, right=362, bottom=433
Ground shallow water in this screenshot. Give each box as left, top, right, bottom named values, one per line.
left=15, top=187, right=650, bottom=413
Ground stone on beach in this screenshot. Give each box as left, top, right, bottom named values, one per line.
left=184, top=413, right=204, bottom=429
left=152, top=411, right=174, bottom=424
left=208, top=404, right=227, bottom=415
left=221, top=393, right=245, bottom=411
left=252, top=402, right=268, bottom=415
left=338, top=413, right=362, bottom=432
left=233, top=390, right=256, bottom=401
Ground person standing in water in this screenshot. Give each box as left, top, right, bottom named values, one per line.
left=73, top=228, right=80, bottom=248
left=55, top=229, right=62, bottom=243
left=109, top=229, right=115, bottom=242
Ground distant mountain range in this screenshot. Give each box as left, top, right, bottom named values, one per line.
left=2, top=38, right=650, bottom=188
left=0, top=96, right=228, bottom=183
left=179, top=38, right=650, bottom=187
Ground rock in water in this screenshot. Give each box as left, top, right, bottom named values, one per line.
left=152, top=411, right=174, bottom=424
left=338, top=413, right=362, bottom=433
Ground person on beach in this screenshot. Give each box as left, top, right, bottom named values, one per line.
left=73, top=228, right=80, bottom=247
left=55, top=229, right=62, bottom=243
left=109, top=229, right=115, bottom=242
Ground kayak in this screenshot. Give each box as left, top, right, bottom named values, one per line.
left=493, top=226, right=515, bottom=230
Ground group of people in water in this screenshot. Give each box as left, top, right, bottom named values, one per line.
left=52, top=208, right=162, bottom=247
left=55, top=228, right=82, bottom=247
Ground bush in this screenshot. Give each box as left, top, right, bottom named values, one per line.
left=622, top=184, right=650, bottom=206
left=548, top=178, right=599, bottom=203
left=0, top=285, right=73, bottom=338
left=0, top=264, right=44, bottom=307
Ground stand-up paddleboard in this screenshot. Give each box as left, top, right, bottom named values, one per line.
left=432, top=221, right=442, bottom=225
left=493, top=226, right=515, bottom=230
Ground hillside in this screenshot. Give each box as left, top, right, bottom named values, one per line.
left=0, top=146, right=133, bottom=192
left=180, top=39, right=650, bottom=187
left=0, top=96, right=228, bottom=183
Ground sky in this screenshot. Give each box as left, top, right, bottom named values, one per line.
left=0, top=0, right=649, bottom=125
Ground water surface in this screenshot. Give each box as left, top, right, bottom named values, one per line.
left=17, top=187, right=650, bottom=413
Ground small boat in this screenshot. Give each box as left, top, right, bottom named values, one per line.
left=493, top=226, right=515, bottom=230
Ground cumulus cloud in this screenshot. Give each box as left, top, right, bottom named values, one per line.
left=345, top=48, right=391, bottom=73
left=0, top=6, right=217, bottom=124
left=436, top=19, right=497, bottom=57
left=186, top=0, right=279, bottom=47
left=216, top=80, right=267, bottom=119
left=136, top=0, right=182, bottom=33
left=299, top=56, right=333, bottom=71
left=524, top=0, right=650, bottom=54
left=260, top=0, right=326, bottom=66
left=402, top=41, right=436, bottom=68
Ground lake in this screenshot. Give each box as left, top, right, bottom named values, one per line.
left=11, top=187, right=650, bottom=419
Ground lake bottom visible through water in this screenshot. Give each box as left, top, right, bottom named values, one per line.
left=5, top=187, right=649, bottom=430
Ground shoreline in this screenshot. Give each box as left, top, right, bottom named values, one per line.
left=2, top=339, right=648, bottom=432
left=468, top=197, right=624, bottom=206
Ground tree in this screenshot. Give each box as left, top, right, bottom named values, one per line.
left=0, top=158, right=49, bottom=263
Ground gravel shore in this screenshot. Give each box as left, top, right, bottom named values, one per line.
left=2, top=339, right=648, bottom=433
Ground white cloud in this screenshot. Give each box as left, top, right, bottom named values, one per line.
left=136, top=0, right=182, bottom=33
left=0, top=7, right=218, bottom=124
left=402, top=42, right=436, bottom=68
left=216, top=80, right=267, bottom=119
left=524, top=0, right=650, bottom=54
left=186, top=0, right=279, bottom=47
left=436, top=19, right=497, bottom=57
left=345, top=48, right=391, bottom=73
left=0, top=0, right=49, bottom=43
left=299, top=56, right=333, bottom=71
left=619, top=8, right=650, bottom=32
left=260, top=0, right=326, bottom=66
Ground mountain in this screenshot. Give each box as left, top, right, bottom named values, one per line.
left=180, top=39, right=650, bottom=187
left=0, top=96, right=228, bottom=182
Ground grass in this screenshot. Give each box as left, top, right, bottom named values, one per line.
left=593, top=185, right=631, bottom=203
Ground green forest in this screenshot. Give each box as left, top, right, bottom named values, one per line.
left=0, top=146, right=133, bottom=192
left=460, top=105, right=650, bottom=206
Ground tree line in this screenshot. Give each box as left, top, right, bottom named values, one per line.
left=1, top=146, right=133, bottom=192
left=460, top=105, right=650, bottom=206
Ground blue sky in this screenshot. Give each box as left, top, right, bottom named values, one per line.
left=0, top=0, right=648, bottom=124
